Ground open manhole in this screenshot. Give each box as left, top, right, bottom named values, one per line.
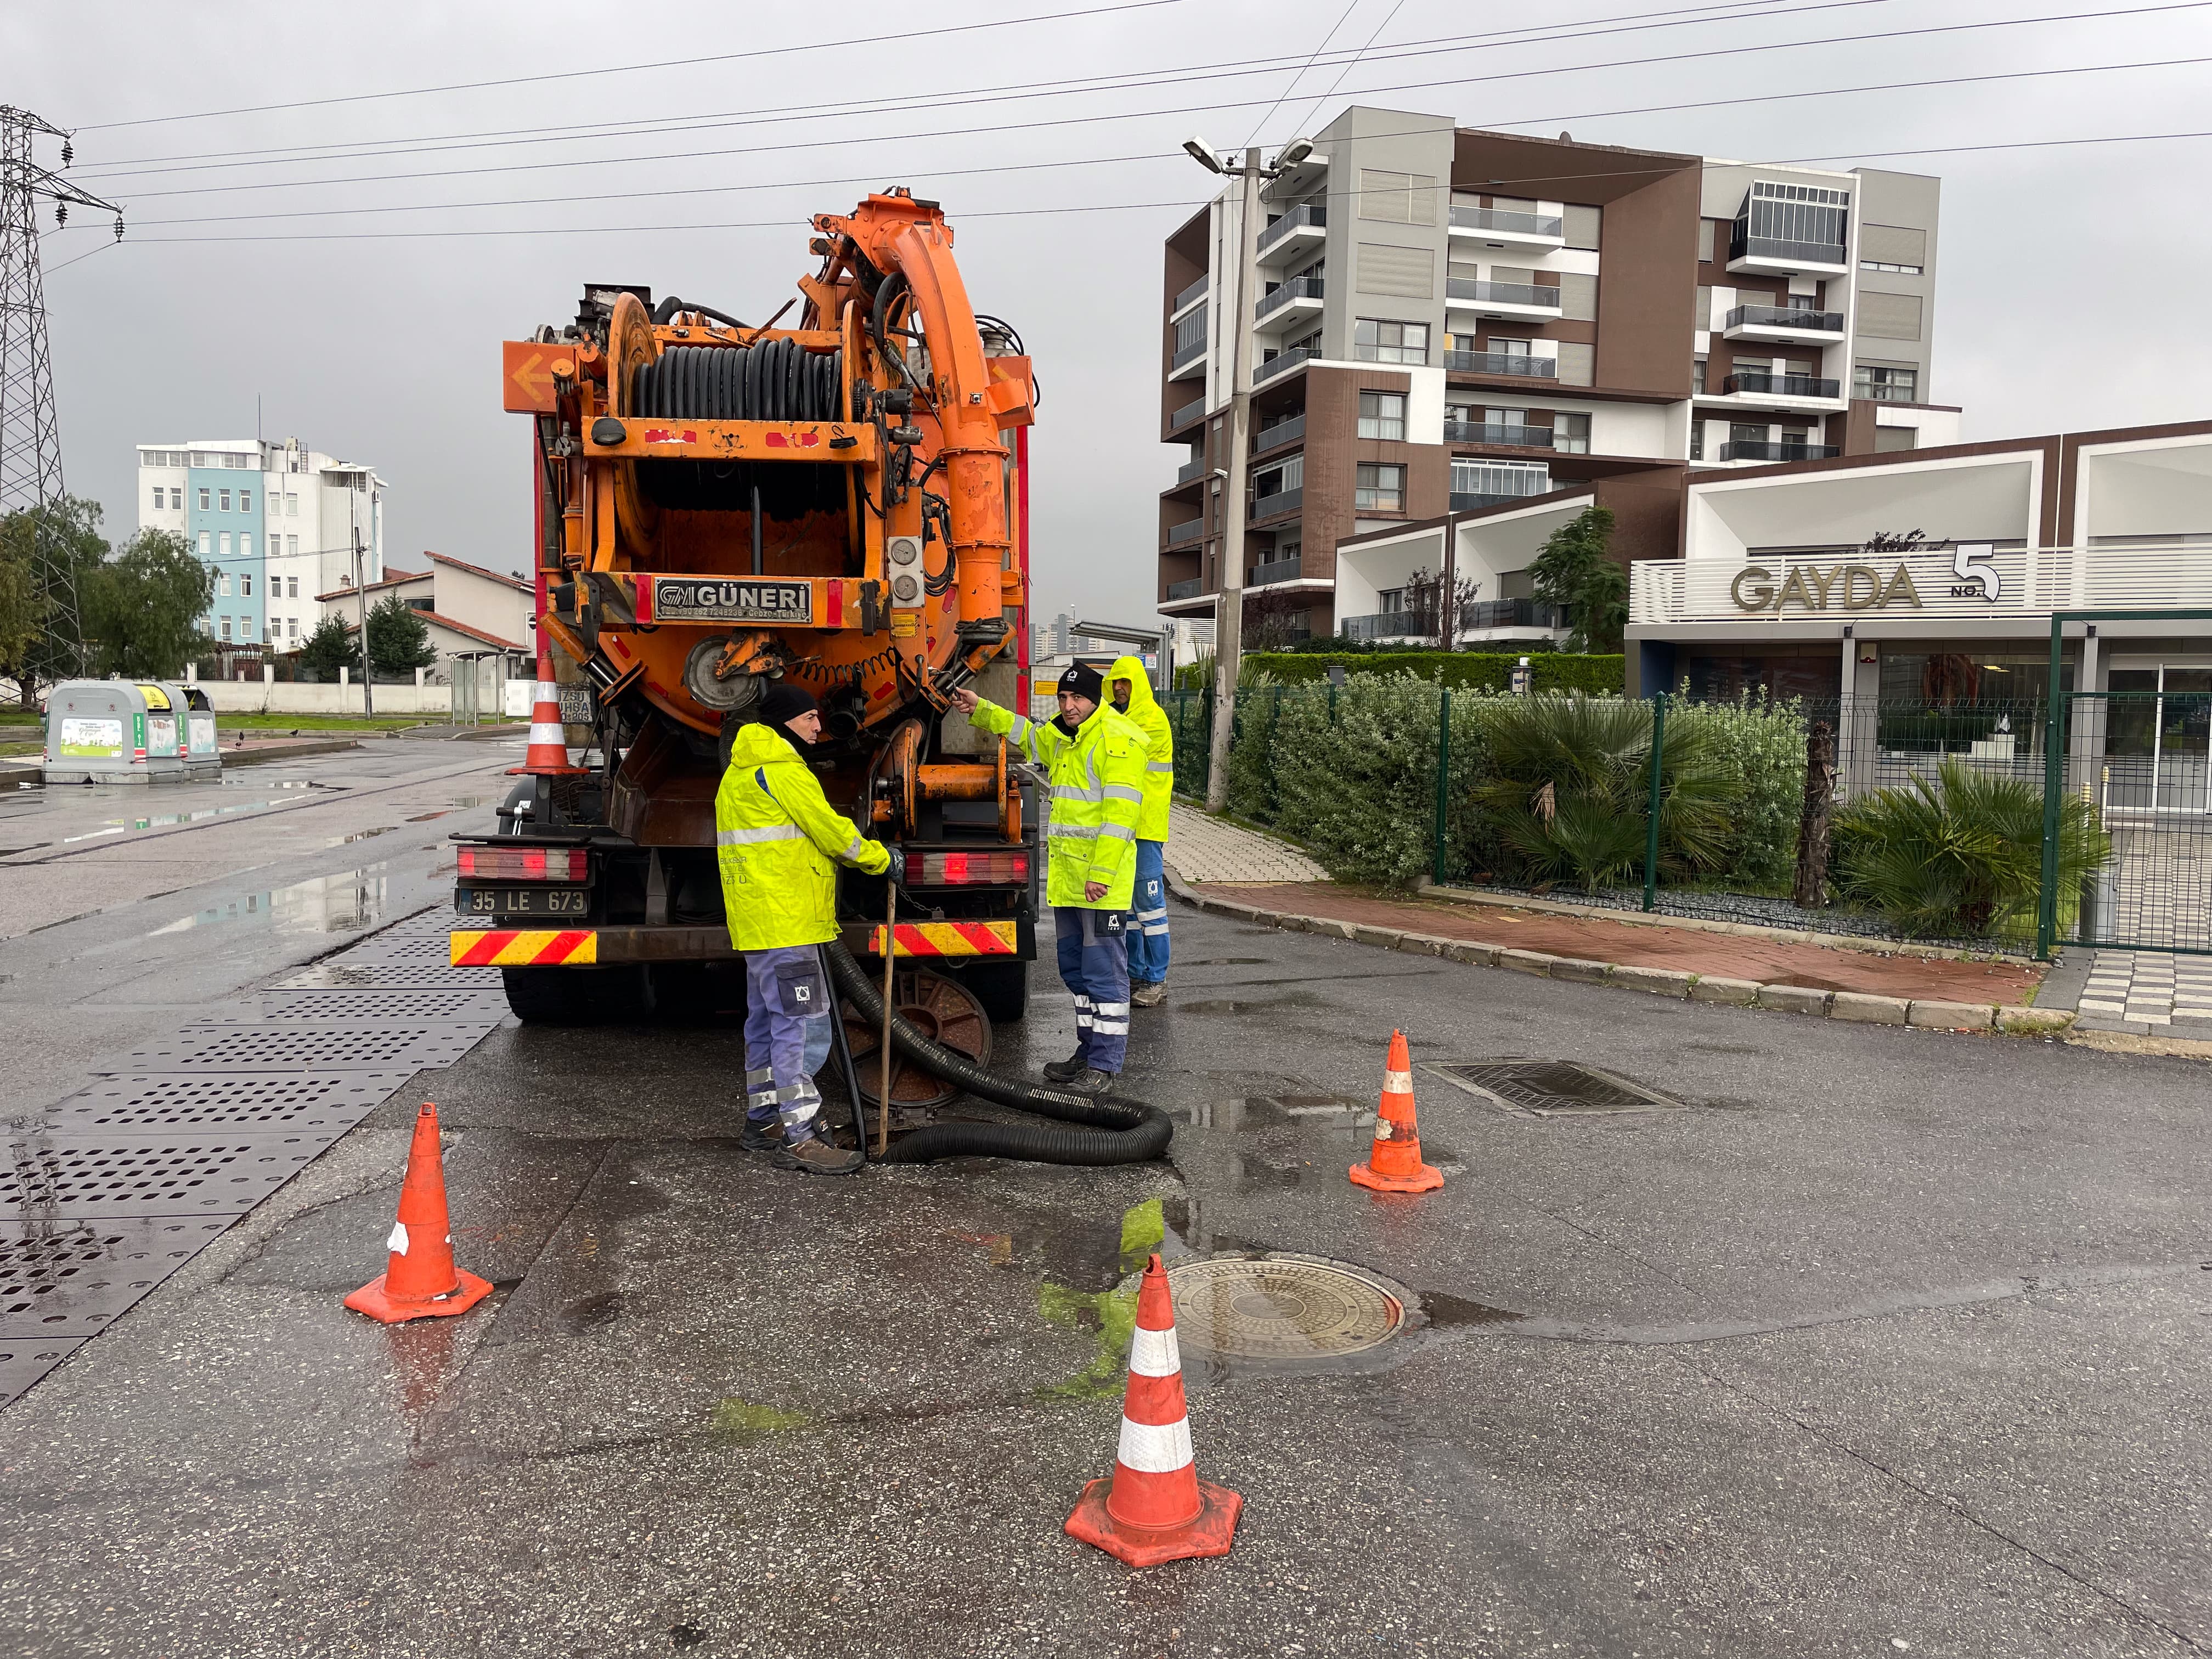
left=1427, top=1059, right=1684, bottom=1117
left=1167, top=1254, right=1408, bottom=1364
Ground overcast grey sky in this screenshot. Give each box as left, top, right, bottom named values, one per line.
left=12, top=0, right=2212, bottom=628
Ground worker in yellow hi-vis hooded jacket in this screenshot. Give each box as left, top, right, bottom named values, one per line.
left=1106, top=655, right=1172, bottom=1007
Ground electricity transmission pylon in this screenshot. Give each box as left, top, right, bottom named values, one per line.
left=0, top=105, right=123, bottom=680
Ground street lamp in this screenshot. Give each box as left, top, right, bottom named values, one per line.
left=1182, top=134, right=1314, bottom=812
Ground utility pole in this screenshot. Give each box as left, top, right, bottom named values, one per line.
left=353, top=524, right=374, bottom=716
left=0, top=105, right=123, bottom=685
left=1183, top=135, right=1312, bottom=812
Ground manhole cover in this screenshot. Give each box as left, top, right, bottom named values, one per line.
left=1427, top=1059, right=1683, bottom=1116
left=1167, top=1255, right=1406, bottom=1362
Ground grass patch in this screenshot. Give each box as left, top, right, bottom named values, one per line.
left=710, top=1398, right=811, bottom=1445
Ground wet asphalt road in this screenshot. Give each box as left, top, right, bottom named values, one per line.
left=3, top=751, right=2210, bottom=1658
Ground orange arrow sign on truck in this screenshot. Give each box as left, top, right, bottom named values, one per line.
left=503, top=343, right=556, bottom=413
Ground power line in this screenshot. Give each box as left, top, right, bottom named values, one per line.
left=74, top=0, right=1191, bottom=132
left=76, top=0, right=1904, bottom=184
left=80, top=0, right=2212, bottom=207
left=76, top=46, right=2212, bottom=238
left=1288, top=0, right=1414, bottom=144
left=1239, top=0, right=1367, bottom=151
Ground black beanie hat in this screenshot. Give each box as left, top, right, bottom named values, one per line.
left=1057, top=661, right=1105, bottom=703
left=755, top=681, right=820, bottom=729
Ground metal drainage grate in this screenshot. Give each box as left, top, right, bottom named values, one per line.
left=122, top=1026, right=490, bottom=1073
left=273, top=961, right=502, bottom=990
left=342, top=934, right=484, bottom=964
left=1, top=1134, right=338, bottom=1217
left=0, top=1340, right=84, bottom=1407
left=202, top=988, right=512, bottom=1024
left=1427, top=1059, right=1685, bottom=1117
left=0, top=1219, right=233, bottom=1334
left=1167, top=1255, right=1407, bottom=1362
left=42, top=1073, right=414, bottom=1132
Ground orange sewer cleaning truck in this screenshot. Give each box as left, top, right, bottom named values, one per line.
left=459, top=191, right=1040, bottom=1077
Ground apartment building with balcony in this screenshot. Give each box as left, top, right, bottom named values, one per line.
left=1156, top=106, right=1950, bottom=641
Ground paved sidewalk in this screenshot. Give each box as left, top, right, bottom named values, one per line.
left=1163, top=801, right=1328, bottom=883
left=2072, top=949, right=2212, bottom=1035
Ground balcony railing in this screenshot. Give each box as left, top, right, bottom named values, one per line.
left=1251, top=486, right=1303, bottom=521
left=1256, top=202, right=1324, bottom=254
left=1443, top=349, right=1556, bottom=378
left=1726, top=304, right=1844, bottom=334
left=1458, top=598, right=1567, bottom=633
left=1171, top=396, right=1205, bottom=429
left=1166, top=517, right=1205, bottom=547
left=1254, top=348, right=1312, bottom=385
left=1445, top=278, right=1561, bottom=309
left=1172, top=274, right=1209, bottom=312
left=1253, top=413, right=1304, bottom=452
left=1248, top=556, right=1301, bottom=588
left=1255, top=275, right=1323, bottom=320
left=1730, top=233, right=1848, bottom=267
left=1723, top=372, right=1842, bottom=400
left=1175, top=455, right=1207, bottom=485
left=1452, top=488, right=1555, bottom=512
left=1449, top=205, right=1564, bottom=238
left=1165, top=577, right=1204, bottom=601
left=1171, top=335, right=1207, bottom=370
left=1443, top=421, right=1554, bottom=448
left=1717, top=441, right=1841, bottom=462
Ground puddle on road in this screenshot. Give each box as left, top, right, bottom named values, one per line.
left=150, top=862, right=394, bottom=935
left=1176, top=1093, right=1372, bottom=1131
left=62, top=797, right=306, bottom=843
left=327, top=825, right=398, bottom=847
left=1177, top=990, right=1328, bottom=1017
left=1178, top=957, right=1271, bottom=967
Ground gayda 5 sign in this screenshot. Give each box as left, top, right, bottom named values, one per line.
left=1728, top=542, right=2001, bottom=613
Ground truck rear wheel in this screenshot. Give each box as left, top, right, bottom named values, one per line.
left=502, top=965, right=651, bottom=1024
left=958, top=959, right=1029, bottom=1025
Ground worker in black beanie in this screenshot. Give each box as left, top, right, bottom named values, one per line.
left=714, top=678, right=887, bottom=1175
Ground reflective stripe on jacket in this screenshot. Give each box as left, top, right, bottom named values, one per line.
left=969, top=695, right=1147, bottom=908
left=714, top=720, right=889, bottom=952
left=1106, top=654, right=1172, bottom=842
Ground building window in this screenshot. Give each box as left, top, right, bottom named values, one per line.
left=219, top=617, right=231, bottom=640
left=1353, top=318, right=1428, bottom=365
left=198, top=488, right=211, bottom=510
left=219, top=489, right=230, bottom=511
left=151, top=487, right=165, bottom=514
left=1852, top=364, right=1918, bottom=403
left=1355, top=462, right=1406, bottom=511
left=1357, top=169, right=1437, bottom=225
left=1689, top=421, right=1704, bottom=461
left=287, top=575, right=298, bottom=599
left=285, top=493, right=298, bottom=516
left=1357, top=391, right=1406, bottom=441
left=239, top=617, right=255, bottom=641
left=1692, top=358, right=1707, bottom=395
left=241, top=573, right=252, bottom=597
left=240, top=490, right=253, bottom=511
left=217, top=572, right=231, bottom=596
left=286, top=534, right=298, bottom=559
left=288, top=616, right=300, bottom=640
left=1730, top=422, right=1769, bottom=447
left=218, top=532, right=231, bottom=557
left=268, top=534, right=280, bottom=559
left=198, top=531, right=211, bottom=557
left=1860, top=259, right=1922, bottom=274
left=1555, top=413, right=1592, bottom=455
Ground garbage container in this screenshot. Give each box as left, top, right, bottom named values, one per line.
left=179, top=684, right=221, bottom=780
left=44, top=680, right=191, bottom=784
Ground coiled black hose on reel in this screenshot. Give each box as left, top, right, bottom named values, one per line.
left=629, top=340, right=848, bottom=514
left=824, top=941, right=1172, bottom=1167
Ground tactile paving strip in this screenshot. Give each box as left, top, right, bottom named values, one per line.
left=0, top=1340, right=84, bottom=1407
left=0, top=1219, right=234, bottom=1335
left=202, top=989, right=512, bottom=1024
left=122, top=1025, right=491, bottom=1073
left=40, top=1073, right=415, bottom=1132
left=1, top=1132, right=342, bottom=1217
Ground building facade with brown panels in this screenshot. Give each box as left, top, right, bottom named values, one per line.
left=1155, top=106, right=1948, bottom=647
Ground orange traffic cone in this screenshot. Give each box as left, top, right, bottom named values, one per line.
left=1350, top=1030, right=1443, bottom=1193
left=345, top=1103, right=494, bottom=1324
left=1065, top=1254, right=1243, bottom=1566
left=509, top=639, right=585, bottom=777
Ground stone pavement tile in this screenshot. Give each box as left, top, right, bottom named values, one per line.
left=1163, top=802, right=1328, bottom=884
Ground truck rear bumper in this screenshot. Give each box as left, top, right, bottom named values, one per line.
left=451, top=918, right=1025, bottom=967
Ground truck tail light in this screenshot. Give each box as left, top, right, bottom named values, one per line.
left=458, top=845, right=589, bottom=882
left=904, top=850, right=1029, bottom=886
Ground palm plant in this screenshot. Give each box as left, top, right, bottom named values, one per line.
left=1468, top=696, right=1744, bottom=890
left=1833, top=758, right=2110, bottom=939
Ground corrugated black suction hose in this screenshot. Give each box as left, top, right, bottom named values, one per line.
left=824, top=941, right=1172, bottom=1166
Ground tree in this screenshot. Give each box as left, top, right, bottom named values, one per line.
left=300, top=613, right=359, bottom=680
left=0, top=496, right=110, bottom=702
left=1241, top=585, right=1312, bottom=653
left=1528, top=505, right=1627, bottom=654
left=1396, top=565, right=1484, bottom=646
left=79, top=529, right=216, bottom=678
left=366, top=592, right=439, bottom=676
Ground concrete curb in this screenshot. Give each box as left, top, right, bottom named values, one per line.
left=1162, top=868, right=2070, bottom=1039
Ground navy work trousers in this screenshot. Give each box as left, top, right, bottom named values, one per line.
left=1054, top=904, right=1130, bottom=1074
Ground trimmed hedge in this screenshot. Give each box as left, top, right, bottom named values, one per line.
left=1244, top=651, right=1623, bottom=695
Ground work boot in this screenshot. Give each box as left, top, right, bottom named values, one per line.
left=771, top=1135, right=864, bottom=1176
left=1042, top=1049, right=1089, bottom=1082
left=1131, top=981, right=1166, bottom=1008
left=1062, top=1068, right=1117, bottom=1096
left=739, top=1117, right=782, bottom=1154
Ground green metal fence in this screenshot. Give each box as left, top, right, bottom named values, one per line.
left=1163, top=680, right=2212, bottom=956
